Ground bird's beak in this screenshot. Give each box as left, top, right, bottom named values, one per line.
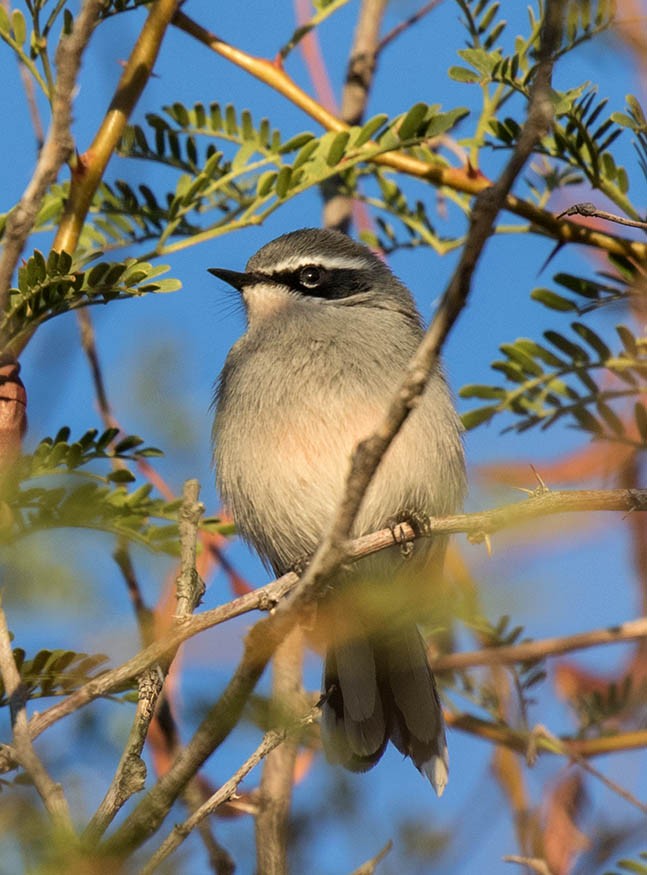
left=208, top=267, right=253, bottom=291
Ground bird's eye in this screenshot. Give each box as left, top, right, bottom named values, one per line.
left=299, top=265, right=324, bottom=288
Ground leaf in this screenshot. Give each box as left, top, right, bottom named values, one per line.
left=448, top=66, right=481, bottom=83
left=398, top=103, right=429, bottom=140
left=531, top=288, right=577, bottom=312
left=11, top=8, right=26, bottom=45
left=461, top=406, right=496, bottom=429
left=325, top=131, right=350, bottom=166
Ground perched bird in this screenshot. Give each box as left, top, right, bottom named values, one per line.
left=210, top=228, right=466, bottom=795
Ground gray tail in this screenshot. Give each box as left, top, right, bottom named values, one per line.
left=320, top=624, right=449, bottom=795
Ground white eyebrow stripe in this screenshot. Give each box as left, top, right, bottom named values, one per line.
left=259, top=254, right=369, bottom=273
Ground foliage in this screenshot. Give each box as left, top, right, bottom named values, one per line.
left=0, top=645, right=109, bottom=706
left=0, top=0, right=646, bottom=872
left=1, top=250, right=181, bottom=347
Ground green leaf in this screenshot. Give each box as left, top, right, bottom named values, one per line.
left=398, top=103, right=429, bottom=140
left=325, top=131, right=350, bottom=166
left=448, top=66, right=481, bottom=83
left=461, top=406, right=496, bottom=429
left=616, top=325, right=638, bottom=357
left=11, top=8, right=27, bottom=44
left=459, top=384, right=506, bottom=400
left=107, top=469, right=136, bottom=483
left=355, top=114, right=389, bottom=146
left=531, top=288, right=577, bottom=312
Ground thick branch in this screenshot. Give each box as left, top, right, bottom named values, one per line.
left=322, top=0, right=388, bottom=232
left=255, top=629, right=304, bottom=875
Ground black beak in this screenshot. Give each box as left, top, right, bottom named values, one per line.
left=208, top=267, right=253, bottom=291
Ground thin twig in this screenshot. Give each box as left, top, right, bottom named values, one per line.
left=349, top=840, right=393, bottom=875
left=0, top=597, right=75, bottom=835
left=0, top=0, right=104, bottom=318
left=556, top=202, right=647, bottom=231
left=376, top=0, right=443, bottom=56
left=528, top=724, right=647, bottom=816
left=504, top=856, right=555, bottom=875
left=140, top=706, right=319, bottom=875
left=433, top=617, right=647, bottom=671
left=82, top=481, right=203, bottom=843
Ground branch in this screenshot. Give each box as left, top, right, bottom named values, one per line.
left=171, top=10, right=647, bottom=263
left=82, top=481, right=203, bottom=844
left=17, top=487, right=647, bottom=752
left=376, top=1, right=443, bottom=56
left=140, top=706, right=319, bottom=875
left=255, top=629, right=304, bottom=875
left=0, top=0, right=104, bottom=317
left=349, top=840, right=393, bottom=875
left=433, top=617, right=647, bottom=672
left=9, top=0, right=182, bottom=359
left=100, top=6, right=567, bottom=853
left=321, top=0, right=388, bottom=232
left=556, top=201, right=647, bottom=231
left=0, top=597, right=75, bottom=835
left=448, top=712, right=647, bottom=759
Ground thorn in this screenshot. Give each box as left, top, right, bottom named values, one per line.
left=530, top=464, right=549, bottom=495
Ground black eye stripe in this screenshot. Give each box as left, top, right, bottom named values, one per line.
left=260, top=266, right=372, bottom=300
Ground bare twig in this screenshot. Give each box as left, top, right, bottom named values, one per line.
left=322, top=0, right=388, bottom=232
left=376, top=0, right=444, bottom=56
left=504, top=856, right=555, bottom=875
left=349, top=840, right=393, bottom=875
left=175, top=479, right=206, bottom=619
left=140, top=706, right=319, bottom=875
left=82, top=668, right=162, bottom=845
left=82, top=481, right=203, bottom=844
left=556, top=202, right=647, bottom=231
left=528, top=725, right=647, bottom=816
left=433, top=617, right=647, bottom=671
left=0, top=597, right=74, bottom=835
left=0, top=0, right=104, bottom=317
left=255, top=629, right=305, bottom=875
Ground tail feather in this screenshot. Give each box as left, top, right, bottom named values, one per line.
left=320, top=625, right=448, bottom=794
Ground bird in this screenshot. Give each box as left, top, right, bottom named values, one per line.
left=210, top=228, right=466, bottom=795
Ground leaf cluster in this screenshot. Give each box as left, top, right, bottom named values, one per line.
left=453, top=614, right=547, bottom=718
left=460, top=267, right=647, bottom=446
left=0, top=646, right=109, bottom=707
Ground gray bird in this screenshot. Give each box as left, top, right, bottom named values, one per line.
left=210, top=228, right=466, bottom=795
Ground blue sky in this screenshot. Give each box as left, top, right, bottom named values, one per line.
left=2, top=1, right=647, bottom=872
